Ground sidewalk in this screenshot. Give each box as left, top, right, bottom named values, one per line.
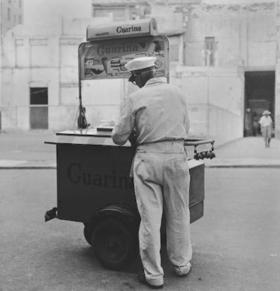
left=0, top=130, right=279, bottom=168
left=205, top=136, right=280, bottom=168
left=0, top=130, right=56, bottom=169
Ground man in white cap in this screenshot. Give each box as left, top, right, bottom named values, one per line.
left=112, top=56, right=192, bottom=289
left=259, top=110, right=273, bottom=147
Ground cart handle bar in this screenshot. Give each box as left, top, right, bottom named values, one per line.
left=184, top=139, right=215, bottom=146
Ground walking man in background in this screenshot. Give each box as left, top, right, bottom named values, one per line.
left=112, top=56, right=192, bottom=289
left=259, top=110, right=273, bottom=147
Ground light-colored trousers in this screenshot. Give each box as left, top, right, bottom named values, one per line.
left=133, top=142, right=192, bottom=286
left=261, top=126, right=272, bottom=146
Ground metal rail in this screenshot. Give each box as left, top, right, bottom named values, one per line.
left=184, top=139, right=215, bottom=146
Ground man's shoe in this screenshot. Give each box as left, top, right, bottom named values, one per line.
left=137, top=272, right=164, bottom=289
left=173, top=262, right=192, bottom=277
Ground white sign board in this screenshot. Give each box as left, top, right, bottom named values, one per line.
left=79, top=36, right=169, bottom=80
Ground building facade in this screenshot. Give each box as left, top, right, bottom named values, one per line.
left=0, top=0, right=24, bottom=129
left=92, top=0, right=151, bottom=21
left=0, top=0, right=279, bottom=145
left=0, top=0, right=23, bottom=35
left=182, top=0, right=279, bottom=141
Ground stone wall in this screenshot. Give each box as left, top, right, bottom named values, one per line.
left=1, top=1, right=279, bottom=143
left=171, top=66, right=244, bottom=145
left=275, top=0, right=280, bottom=139
left=185, top=2, right=276, bottom=68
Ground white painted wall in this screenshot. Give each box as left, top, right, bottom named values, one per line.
left=0, top=20, right=246, bottom=146
left=24, top=0, right=91, bottom=28
left=275, top=63, right=280, bottom=138
left=1, top=1, right=278, bottom=144
left=275, top=1, right=280, bottom=139
left=171, top=66, right=244, bottom=144
left=184, top=1, right=279, bottom=141
left=186, top=3, right=276, bottom=68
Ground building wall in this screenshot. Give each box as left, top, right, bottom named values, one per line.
left=92, top=0, right=151, bottom=21
left=183, top=1, right=279, bottom=141
left=171, top=67, right=243, bottom=144
left=1, top=1, right=279, bottom=145
left=23, top=0, right=91, bottom=28
left=0, top=0, right=24, bottom=128
left=0, top=16, right=185, bottom=131
left=1, top=21, right=128, bottom=130
left=185, top=2, right=276, bottom=68
left=275, top=0, right=280, bottom=139
left=0, top=0, right=23, bottom=35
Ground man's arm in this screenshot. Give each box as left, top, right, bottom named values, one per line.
left=112, top=98, right=135, bottom=145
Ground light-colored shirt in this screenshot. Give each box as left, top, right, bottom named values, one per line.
left=259, top=116, right=272, bottom=128
left=112, top=77, right=190, bottom=146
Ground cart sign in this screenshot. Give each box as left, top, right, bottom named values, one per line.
left=87, top=18, right=158, bottom=40
left=79, top=19, right=169, bottom=80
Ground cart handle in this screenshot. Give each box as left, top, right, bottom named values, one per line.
left=184, top=139, right=215, bottom=146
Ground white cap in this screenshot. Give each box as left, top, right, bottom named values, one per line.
left=263, top=110, right=271, bottom=115
left=125, top=56, right=156, bottom=72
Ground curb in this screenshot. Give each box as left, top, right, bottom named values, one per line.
left=0, top=160, right=56, bottom=169
left=0, top=161, right=280, bottom=169
left=205, top=164, right=280, bottom=168
left=0, top=166, right=56, bottom=169
left=205, top=158, right=280, bottom=169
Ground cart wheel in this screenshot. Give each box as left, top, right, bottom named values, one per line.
left=92, top=217, right=138, bottom=270
left=83, top=223, right=94, bottom=246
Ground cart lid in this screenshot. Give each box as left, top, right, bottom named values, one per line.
left=44, top=129, right=131, bottom=147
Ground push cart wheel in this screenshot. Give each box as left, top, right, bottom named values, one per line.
left=92, top=217, right=137, bottom=270
left=83, top=223, right=94, bottom=246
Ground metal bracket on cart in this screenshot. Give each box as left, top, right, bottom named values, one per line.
left=184, top=139, right=216, bottom=160
left=45, top=207, right=57, bottom=222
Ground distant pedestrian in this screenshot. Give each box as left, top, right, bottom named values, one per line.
left=259, top=110, right=273, bottom=147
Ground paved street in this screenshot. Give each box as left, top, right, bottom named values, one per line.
left=0, top=168, right=279, bottom=291
left=0, top=131, right=279, bottom=290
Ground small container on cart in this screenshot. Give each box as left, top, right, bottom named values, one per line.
left=45, top=19, right=215, bottom=270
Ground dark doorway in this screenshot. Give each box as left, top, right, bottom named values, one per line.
left=244, top=71, right=275, bottom=137
left=30, top=87, right=48, bottom=129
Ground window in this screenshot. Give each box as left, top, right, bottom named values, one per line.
left=204, top=37, right=216, bottom=66
left=30, top=87, right=48, bottom=129
left=30, top=88, right=48, bottom=105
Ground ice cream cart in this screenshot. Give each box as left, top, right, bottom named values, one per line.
left=45, top=19, right=215, bottom=270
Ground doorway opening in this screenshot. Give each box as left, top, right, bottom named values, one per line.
left=244, top=71, right=275, bottom=137
left=30, top=87, right=48, bottom=129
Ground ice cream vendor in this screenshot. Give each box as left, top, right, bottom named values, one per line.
left=112, top=56, right=192, bottom=289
